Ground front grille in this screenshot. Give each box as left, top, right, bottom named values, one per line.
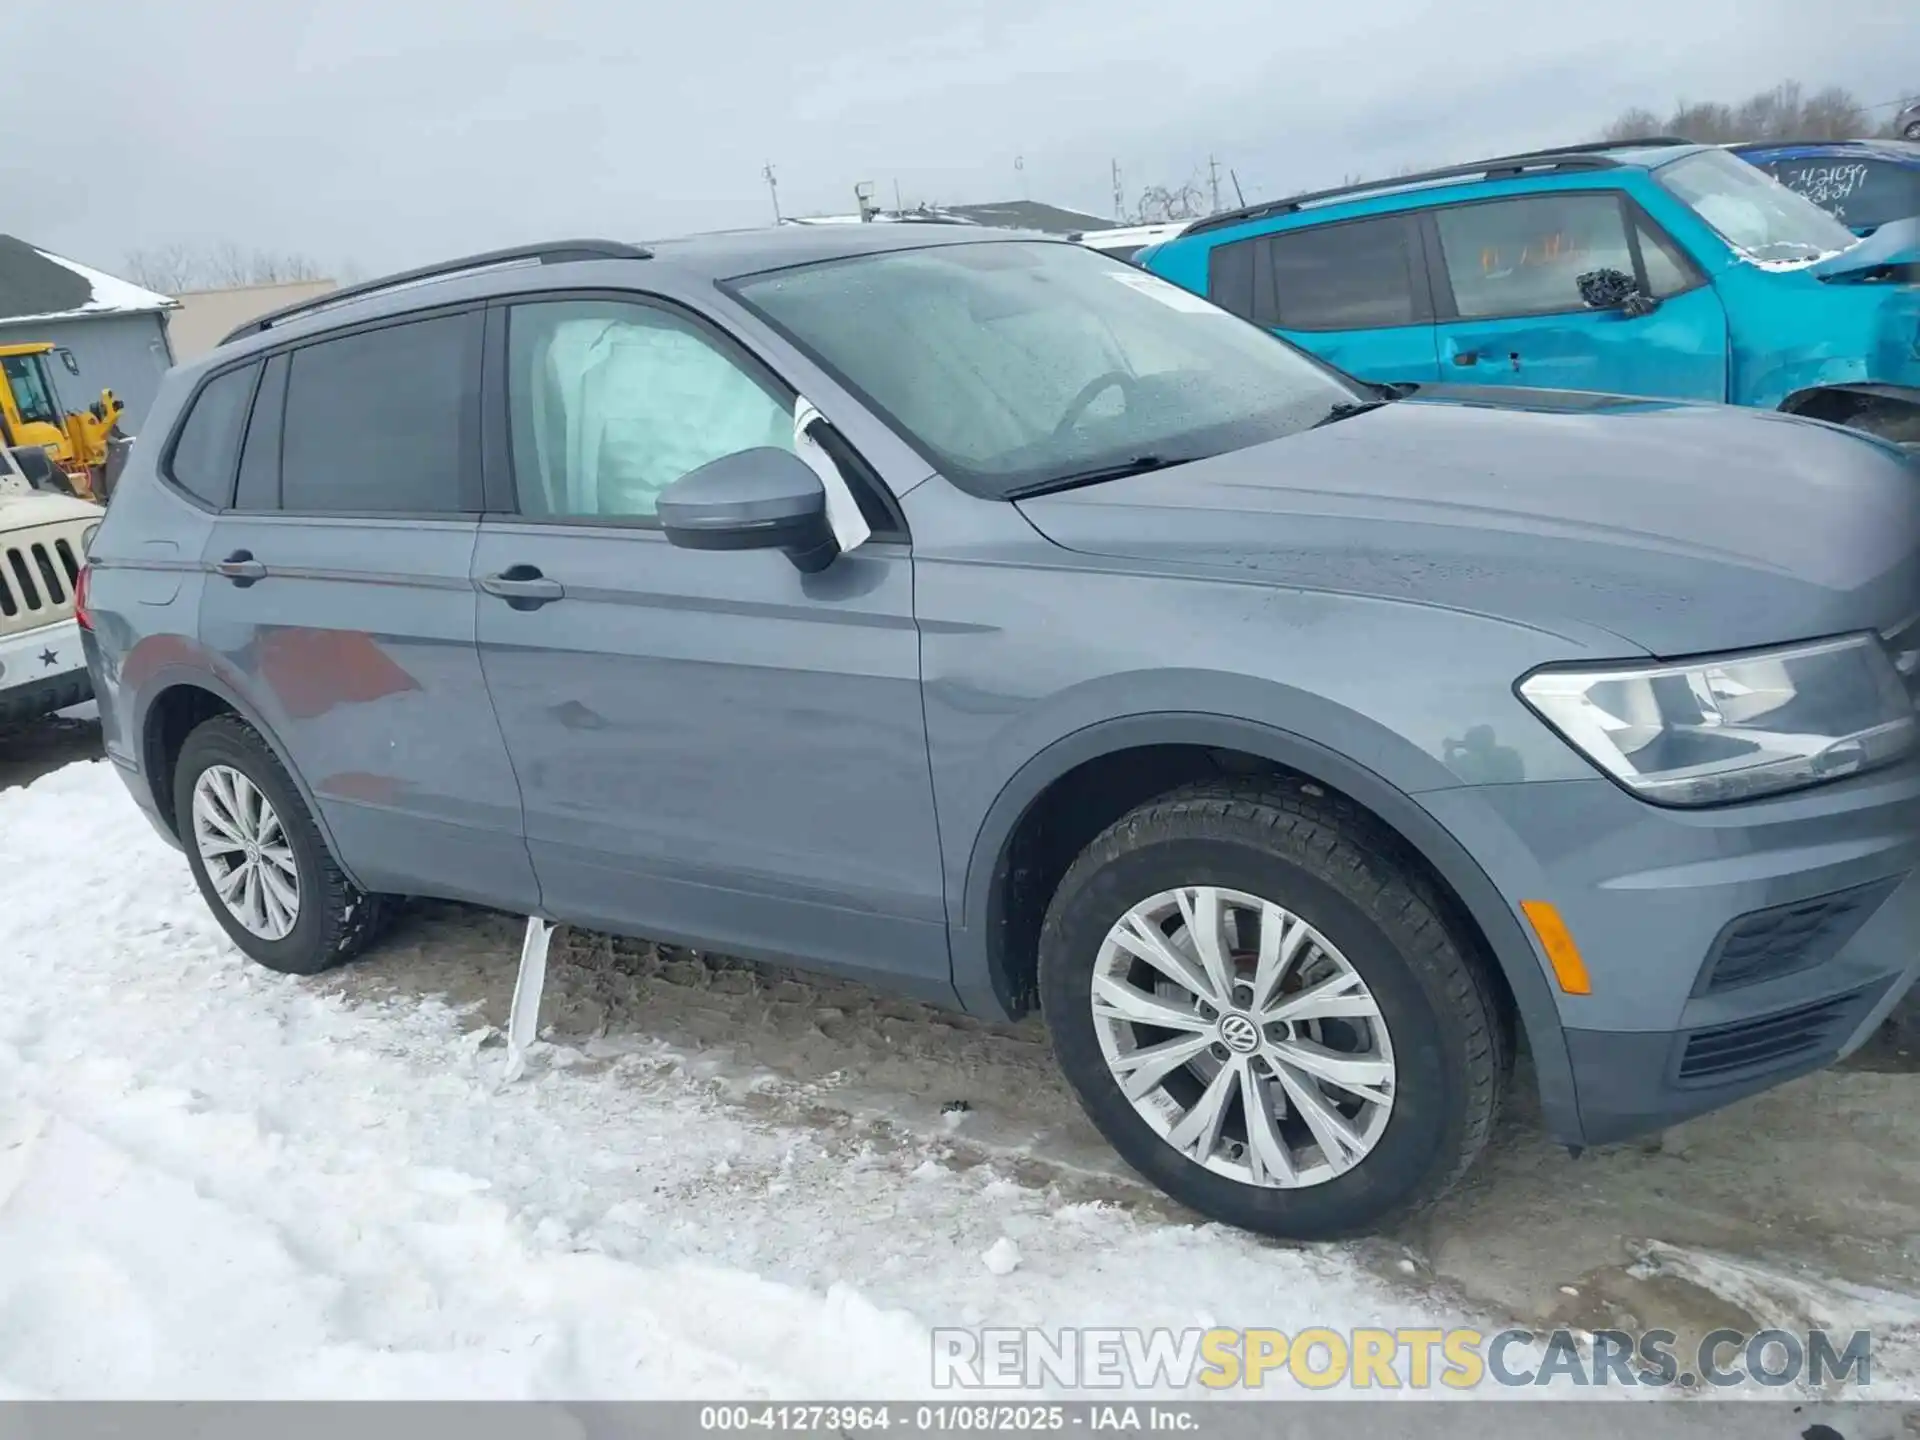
left=0, top=535, right=80, bottom=622
left=1697, top=878, right=1901, bottom=993
left=1676, top=993, right=1860, bottom=1083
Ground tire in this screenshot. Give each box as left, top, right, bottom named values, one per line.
left=1038, top=780, right=1507, bottom=1240
left=1904, top=120, right=1920, bottom=140
left=173, top=714, right=389, bottom=974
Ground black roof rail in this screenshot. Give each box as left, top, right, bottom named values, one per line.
left=217, top=239, right=653, bottom=345
left=1179, top=137, right=1700, bottom=239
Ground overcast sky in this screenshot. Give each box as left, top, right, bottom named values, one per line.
left=4, top=0, right=1914, bottom=281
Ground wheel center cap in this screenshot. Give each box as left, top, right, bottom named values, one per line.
left=1217, top=1012, right=1260, bottom=1054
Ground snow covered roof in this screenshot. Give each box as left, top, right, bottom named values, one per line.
left=0, top=235, right=176, bottom=326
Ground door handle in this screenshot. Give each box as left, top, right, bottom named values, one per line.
left=480, top=565, right=565, bottom=609
left=215, top=550, right=266, bottom=585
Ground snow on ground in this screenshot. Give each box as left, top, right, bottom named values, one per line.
left=5, top=758, right=1919, bottom=1411
left=0, top=760, right=1497, bottom=1400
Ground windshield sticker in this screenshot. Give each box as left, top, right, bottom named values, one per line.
left=1108, top=271, right=1221, bottom=313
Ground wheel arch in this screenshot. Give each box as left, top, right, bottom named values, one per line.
left=951, top=712, right=1582, bottom=1142
left=135, top=667, right=363, bottom=890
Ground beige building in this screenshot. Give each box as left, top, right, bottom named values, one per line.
left=165, top=279, right=338, bottom=361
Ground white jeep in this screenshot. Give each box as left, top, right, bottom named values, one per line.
left=0, top=464, right=97, bottom=725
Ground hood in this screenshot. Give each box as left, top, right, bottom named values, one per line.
left=1809, top=216, right=1920, bottom=279
left=1015, top=387, right=1920, bottom=658
left=0, top=490, right=100, bottom=530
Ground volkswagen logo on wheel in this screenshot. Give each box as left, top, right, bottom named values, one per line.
left=1218, top=1012, right=1260, bottom=1054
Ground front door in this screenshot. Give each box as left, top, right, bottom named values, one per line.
left=1424, top=191, right=1729, bottom=402
left=471, top=294, right=951, bottom=999
left=195, top=310, right=539, bottom=911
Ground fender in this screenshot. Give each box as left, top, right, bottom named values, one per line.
left=132, top=663, right=368, bottom=892
left=950, top=710, right=1584, bottom=1143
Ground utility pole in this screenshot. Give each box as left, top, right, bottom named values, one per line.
left=1207, top=154, right=1222, bottom=213
left=1111, top=159, right=1124, bottom=220
left=762, top=162, right=781, bottom=224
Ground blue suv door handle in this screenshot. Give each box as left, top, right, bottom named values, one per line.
left=1450, top=348, right=1524, bottom=371
left=480, top=565, right=565, bottom=610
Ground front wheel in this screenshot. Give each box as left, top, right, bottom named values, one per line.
left=174, top=714, right=390, bottom=974
left=1039, top=782, right=1507, bottom=1239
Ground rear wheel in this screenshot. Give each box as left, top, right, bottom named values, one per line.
left=173, top=715, right=390, bottom=974
left=1038, top=781, right=1506, bottom=1239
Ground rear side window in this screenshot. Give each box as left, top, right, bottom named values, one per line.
left=1757, top=157, right=1918, bottom=231
left=1256, top=218, right=1424, bottom=331
left=1433, top=193, right=1636, bottom=319
left=280, top=313, right=475, bottom=514
left=166, top=363, right=258, bottom=507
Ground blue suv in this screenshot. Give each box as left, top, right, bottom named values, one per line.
left=1139, top=139, right=1920, bottom=446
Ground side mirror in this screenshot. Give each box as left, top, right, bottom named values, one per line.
left=56, top=348, right=80, bottom=376
left=1577, top=267, right=1659, bottom=318
left=658, top=447, right=839, bottom=574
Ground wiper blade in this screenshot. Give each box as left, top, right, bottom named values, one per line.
left=1005, top=454, right=1198, bottom=499
left=1311, top=399, right=1392, bottom=429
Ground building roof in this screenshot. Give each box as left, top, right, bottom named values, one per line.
left=940, top=200, right=1118, bottom=234
left=785, top=199, right=1118, bottom=235
left=0, top=236, right=176, bottom=326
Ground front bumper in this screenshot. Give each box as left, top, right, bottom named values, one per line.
left=0, top=618, right=91, bottom=723
left=1421, top=759, right=1920, bottom=1145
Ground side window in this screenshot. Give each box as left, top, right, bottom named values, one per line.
left=505, top=299, right=794, bottom=520
left=1434, top=194, right=1637, bottom=319
left=1206, top=238, right=1257, bottom=321
left=1634, top=217, right=1698, bottom=298
left=234, top=353, right=288, bottom=510
left=1256, top=218, right=1422, bottom=331
left=280, top=313, right=474, bottom=514
left=166, top=362, right=259, bottom=507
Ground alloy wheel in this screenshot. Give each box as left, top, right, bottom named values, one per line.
left=191, top=764, right=301, bottom=941
left=1090, top=885, right=1395, bottom=1188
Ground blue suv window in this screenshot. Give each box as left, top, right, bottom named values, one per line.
left=1431, top=193, right=1637, bottom=320
left=1208, top=216, right=1425, bottom=331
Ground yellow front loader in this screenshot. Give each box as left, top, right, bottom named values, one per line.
left=0, top=341, right=128, bottom=502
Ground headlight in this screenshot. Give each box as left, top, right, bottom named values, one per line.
left=1518, top=634, right=1916, bottom=806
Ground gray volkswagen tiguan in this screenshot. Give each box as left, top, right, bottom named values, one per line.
left=80, top=226, right=1920, bottom=1238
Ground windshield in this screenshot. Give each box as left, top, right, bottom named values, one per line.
left=1756, top=154, right=1920, bottom=232
left=731, top=241, right=1362, bottom=498
left=1657, top=148, right=1859, bottom=263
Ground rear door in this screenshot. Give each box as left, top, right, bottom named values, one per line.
left=1206, top=214, right=1441, bottom=385
left=194, top=309, right=538, bottom=910
left=469, top=293, right=950, bottom=996
left=1424, top=190, right=1729, bottom=401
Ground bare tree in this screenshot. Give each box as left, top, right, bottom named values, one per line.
left=1601, top=82, right=1885, bottom=144
left=1131, top=178, right=1209, bottom=224
left=122, top=242, right=337, bottom=294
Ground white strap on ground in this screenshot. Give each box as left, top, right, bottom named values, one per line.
left=503, top=916, right=556, bottom=1083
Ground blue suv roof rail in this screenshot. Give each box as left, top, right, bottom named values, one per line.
left=217, top=239, right=655, bottom=346
left=1178, top=138, right=1697, bottom=239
